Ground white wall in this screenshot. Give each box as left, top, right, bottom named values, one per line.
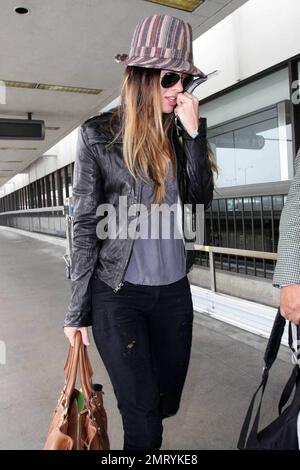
left=0, top=128, right=78, bottom=197
left=193, top=0, right=300, bottom=100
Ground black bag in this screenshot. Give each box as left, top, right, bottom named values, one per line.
left=238, top=309, right=300, bottom=450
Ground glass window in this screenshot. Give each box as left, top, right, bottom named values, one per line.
left=60, top=168, right=66, bottom=202
left=50, top=173, right=56, bottom=206
left=202, top=68, right=293, bottom=188
left=44, top=175, right=51, bottom=207
left=208, top=101, right=292, bottom=188
left=67, top=164, right=73, bottom=197
left=55, top=170, right=63, bottom=206
left=296, top=61, right=300, bottom=104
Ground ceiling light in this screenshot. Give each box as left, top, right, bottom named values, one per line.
left=144, top=0, right=205, bottom=12
left=14, top=6, right=30, bottom=15
left=0, top=160, right=24, bottom=163
left=0, top=149, right=37, bottom=152
left=1, top=80, right=102, bottom=95
left=37, top=84, right=102, bottom=94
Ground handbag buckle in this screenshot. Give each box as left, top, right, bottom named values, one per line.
left=291, top=351, right=300, bottom=366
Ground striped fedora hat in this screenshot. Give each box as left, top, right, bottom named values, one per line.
left=115, top=14, right=205, bottom=77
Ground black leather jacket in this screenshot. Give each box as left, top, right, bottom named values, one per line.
left=64, top=108, right=214, bottom=327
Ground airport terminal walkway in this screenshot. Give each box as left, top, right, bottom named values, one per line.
left=0, top=226, right=293, bottom=450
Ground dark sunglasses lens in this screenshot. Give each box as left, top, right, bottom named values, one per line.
left=183, top=76, right=193, bottom=90
left=161, top=72, right=181, bottom=88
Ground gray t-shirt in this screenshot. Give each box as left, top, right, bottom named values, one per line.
left=124, top=161, right=186, bottom=285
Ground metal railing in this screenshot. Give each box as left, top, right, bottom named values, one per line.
left=0, top=206, right=64, bottom=216
left=0, top=202, right=74, bottom=279
left=198, top=192, right=285, bottom=279
left=194, top=245, right=277, bottom=293
left=0, top=205, right=279, bottom=290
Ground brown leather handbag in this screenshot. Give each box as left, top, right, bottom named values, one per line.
left=44, top=332, right=110, bottom=450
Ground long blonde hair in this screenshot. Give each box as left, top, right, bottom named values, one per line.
left=112, top=66, right=217, bottom=204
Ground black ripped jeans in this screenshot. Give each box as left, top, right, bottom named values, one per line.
left=91, top=274, right=194, bottom=451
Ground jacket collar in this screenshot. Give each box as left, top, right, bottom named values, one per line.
left=85, top=107, right=176, bottom=146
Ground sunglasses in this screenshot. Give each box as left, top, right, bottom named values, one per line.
left=160, top=71, right=192, bottom=89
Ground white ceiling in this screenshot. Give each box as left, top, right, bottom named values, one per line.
left=0, top=0, right=248, bottom=186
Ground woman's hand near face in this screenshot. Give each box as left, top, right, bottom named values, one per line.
left=175, top=92, right=199, bottom=136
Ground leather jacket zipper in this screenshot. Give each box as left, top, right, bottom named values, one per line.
left=113, top=128, right=184, bottom=294
left=113, top=281, right=124, bottom=293
left=113, top=179, right=142, bottom=293
left=113, top=229, right=136, bottom=294
left=170, top=129, right=186, bottom=243
left=170, top=130, right=180, bottom=197
left=113, top=237, right=134, bottom=293
left=170, top=129, right=189, bottom=266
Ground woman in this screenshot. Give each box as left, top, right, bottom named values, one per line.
left=64, top=14, right=216, bottom=450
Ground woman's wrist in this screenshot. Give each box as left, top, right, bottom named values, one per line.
left=188, top=129, right=199, bottom=139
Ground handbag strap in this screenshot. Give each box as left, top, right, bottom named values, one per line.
left=238, top=308, right=286, bottom=448
left=288, top=322, right=300, bottom=362
left=63, top=332, right=92, bottom=381
left=237, top=376, right=267, bottom=449
left=63, top=331, right=82, bottom=405
left=278, top=365, right=299, bottom=415
left=277, top=323, right=300, bottom=414
left=62, top=333, right=103, bottom=411
left=63, top=342, right=75, bottom=388
left=263, top=308, right=286, bottom=369
left=78, top=343, right=94, bottom=403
